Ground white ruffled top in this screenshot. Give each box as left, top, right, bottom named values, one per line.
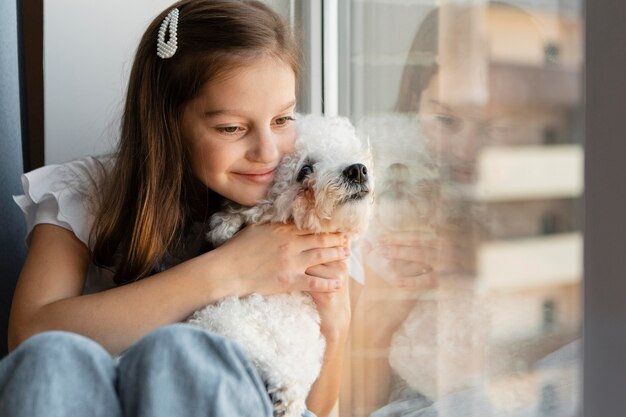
left=13, top=156, right=116, bottom=294
left=13, top=156, right=364, bottom=296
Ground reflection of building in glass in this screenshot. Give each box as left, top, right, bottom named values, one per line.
left=342, top=3, right=583, bottom=416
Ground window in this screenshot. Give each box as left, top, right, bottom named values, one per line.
left=313, top=1, right=583, bottom=415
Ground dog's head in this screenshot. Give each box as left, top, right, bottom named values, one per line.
left=265, top=114, right=374, bottom=237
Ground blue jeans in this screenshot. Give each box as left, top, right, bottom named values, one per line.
left=0, top=324, right=317, bottom=417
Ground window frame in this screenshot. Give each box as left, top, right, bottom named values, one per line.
left=583, top=0, right=626, bottom=415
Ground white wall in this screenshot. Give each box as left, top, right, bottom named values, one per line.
left=44, top=0, right=293, bottom=165
left=44, top=0, right=179, bottom=164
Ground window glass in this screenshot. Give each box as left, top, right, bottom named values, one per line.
left=341, top=1, right=583, bottom=416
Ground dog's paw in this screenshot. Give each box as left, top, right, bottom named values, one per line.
left=207, top=212, right=245, bottom=247
left=268, top=384, right=303, bottom=417
left=268, top=385, right=288, bottom=417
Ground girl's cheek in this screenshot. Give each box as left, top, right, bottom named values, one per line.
left=282, top=128, right=297, bottom=153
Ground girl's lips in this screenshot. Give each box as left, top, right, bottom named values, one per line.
left=232, top=168, right=277, bottom=184
left=452, top=166, right=475, bottom=182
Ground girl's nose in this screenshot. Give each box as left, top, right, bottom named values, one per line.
left=246, top=128, right=280, bottom=163
left=451, top=122, right=483, bottom=162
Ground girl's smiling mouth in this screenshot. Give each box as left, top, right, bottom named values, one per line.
left=232, top=167, right=277, bottom=184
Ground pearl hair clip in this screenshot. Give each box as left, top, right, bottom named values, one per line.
left=157, top=8, right=179, bottom=59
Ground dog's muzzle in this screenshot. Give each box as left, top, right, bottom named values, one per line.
left=342, top=163, right=370, bottom=202
left=343, top=163, right=368, bottom=184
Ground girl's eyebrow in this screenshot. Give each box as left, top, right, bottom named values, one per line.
left=204, top=108, right=244, bottom=118
left=279, top=99, right=297, bottom=112
left=205, top=100, right=297, bottom=118
left=427, top=99, right=454, bottom=112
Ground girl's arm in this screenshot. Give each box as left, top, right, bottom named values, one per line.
left=9, top=224, right=240, bottom=355
left=305, top=266, right=363, bottom=417
left=305, top=331, right=348, bottom=417
left=8, top=223, right=348, bottom=355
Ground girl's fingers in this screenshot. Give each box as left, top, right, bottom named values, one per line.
left=388, top=259, right=433, bottom=278
left=393, top=272, right=438, bottom=290
left=306, top=264, right=332, bottom=279
left=378, top=244, right=435, bottom=263
left=306, top=260, right=348, bottom=280
left=298, top=232, right=348, bottom=250
left=300, top=274, right=343, bottom=292
left=378, top=231, right=425, bottom=247
left=268, top=224, right=346, bottom=247
left=302, top=246, right=350, bottom=267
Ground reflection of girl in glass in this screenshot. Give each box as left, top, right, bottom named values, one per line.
left=356, top=3, right=580, bottom=416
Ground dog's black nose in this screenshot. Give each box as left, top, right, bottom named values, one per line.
left=343, top=164, right=368, bottom=184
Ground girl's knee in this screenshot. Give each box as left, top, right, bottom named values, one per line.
left=1, top=332, right=120, bottom=417
left=1, top=331, right=116, bottom=388
left=138, top=323, right=238, bottom=349
left=15, top=331, right=112, bottom=365
left=118, top=324, right=272, bottom=414
left=122, top=323, right=249, bottom=368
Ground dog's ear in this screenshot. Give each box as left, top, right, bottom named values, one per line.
left=314, top=189, right=334, bottom=221
left=271, top=189, right=298, bottom=224
left=292, top=189, right=323, bottom=231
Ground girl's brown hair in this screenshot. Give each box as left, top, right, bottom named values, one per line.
left=394, top=2, right=534, bottom=113
left=90, top=0, right=301, bottom=285
left=394, top=7, right=439, bottom=113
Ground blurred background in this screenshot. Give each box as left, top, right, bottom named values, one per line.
left=334, top=1, right=583, bottom=416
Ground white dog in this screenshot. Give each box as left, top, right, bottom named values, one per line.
left=187, top=114, right=374, bottom=417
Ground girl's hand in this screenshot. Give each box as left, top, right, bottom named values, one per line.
left=305, top=260, right=351, bottom=343
left=366, top=226, right=473, bottom=289
left=213, top=223, right=350, bottom=296
left=364, top=232, right=439, bottom=291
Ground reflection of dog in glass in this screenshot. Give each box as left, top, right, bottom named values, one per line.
left=357, top=114, right=439, bottom=234
left=188, top=114, right=374, bottom=417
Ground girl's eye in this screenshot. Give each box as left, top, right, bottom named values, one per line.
left=420, top=112, right=464, bottom=135
left=435, top=114, right=462, bottom=131
left=217, top=126, right=244, bottom=135
left=274, top=116, right=295, bottom=126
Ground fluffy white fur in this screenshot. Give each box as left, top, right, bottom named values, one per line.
left=187, top=114, right=374, bottom=417
left=357, top=114, right=437, bottom=234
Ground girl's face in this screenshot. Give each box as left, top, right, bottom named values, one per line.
left=418, top=73, right=525, bottom=183
left=181, top=57, right=297, bottom=206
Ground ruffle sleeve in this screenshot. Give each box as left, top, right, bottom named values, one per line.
left=13, top=156, right=106, bottom=247
left=348, top=239, right=365, bottom=285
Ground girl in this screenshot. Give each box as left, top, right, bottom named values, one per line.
left=0, top=1, right=359, bottom=417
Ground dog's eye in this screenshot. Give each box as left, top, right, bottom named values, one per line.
left=297, top=164, right=314, bottom=182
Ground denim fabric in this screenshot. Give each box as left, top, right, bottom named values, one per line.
left=0, top=324, right=317, bottom=417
